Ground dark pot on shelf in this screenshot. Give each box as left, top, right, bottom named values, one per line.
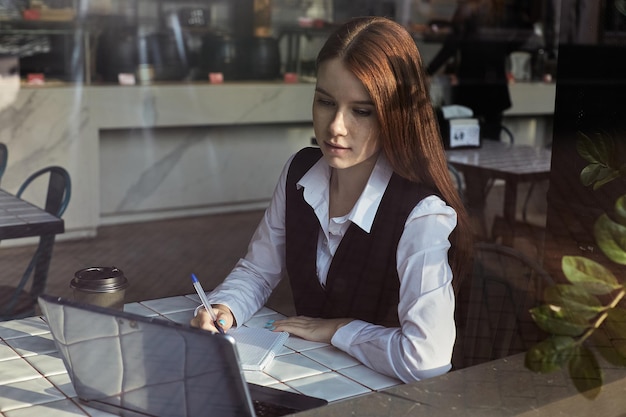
left=199, top=33, right=244, bottom=81
left=145, top=32, right=190, bottom=81
left=96, top=28, right=138, bottom=82
left=242, top=36, right=281, bottom=80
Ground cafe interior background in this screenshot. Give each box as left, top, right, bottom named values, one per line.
left=0, top=0, right=625, bottom=390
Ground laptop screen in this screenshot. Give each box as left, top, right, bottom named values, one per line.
left=38, top=294, right=256, bottom=417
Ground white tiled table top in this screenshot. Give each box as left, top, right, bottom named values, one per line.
left=0, top=295, right=401, bottom=416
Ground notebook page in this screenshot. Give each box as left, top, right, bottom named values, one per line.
left=229, top=327, right=289, bottom=371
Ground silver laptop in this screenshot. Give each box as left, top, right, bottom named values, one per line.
left=38, top=294, right=326, bottom=417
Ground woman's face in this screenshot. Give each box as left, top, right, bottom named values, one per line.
left=312, top=58, right=381, bottom=170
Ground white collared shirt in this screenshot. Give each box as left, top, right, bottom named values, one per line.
left=207, top=151, right=457, bottom=383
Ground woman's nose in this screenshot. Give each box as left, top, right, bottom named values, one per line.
left=329, top=111, right=348, bottom=136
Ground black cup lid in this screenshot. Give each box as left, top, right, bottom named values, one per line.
left=70, top=266, right=129, bottom=293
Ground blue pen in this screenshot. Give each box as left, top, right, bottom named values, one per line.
left=191, top=274, right=225, bottom=334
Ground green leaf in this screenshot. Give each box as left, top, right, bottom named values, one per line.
left=616, top=194, right=626, bottom=226
left=561, top=256, right=621, bottom=294
left=589, top=329, right=626, bottom=367
left=525, top=336, right=577, bottom=373
left=594, top=214, right=626, bottom=265
left=593, top=170, right=622, bottom=190
left=580, top=164, right=620, bottom=190
left=575, top=134, right=595, bottom=163
left=544, top=285, right=604, bottom=320
left=576, top=134, right=623, bottom=189
left=605, top=307, right=626, bottom=358
left=576, top=134, right=607, bottom=164
left=568, top=346, right=603, bottom=399
left=530, top=305, right=589, bottom=336
left=617, top=0, right=626, bottom=16
left=580, top=164, right=603, bottom=187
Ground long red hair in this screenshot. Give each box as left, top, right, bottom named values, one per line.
left=316, top=16, right=473, bottom=289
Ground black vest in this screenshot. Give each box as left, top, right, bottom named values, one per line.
left=285, top=148, right=434, bottom=327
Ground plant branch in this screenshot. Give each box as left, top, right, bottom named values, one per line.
left=577, top=288, right=626, bottom=345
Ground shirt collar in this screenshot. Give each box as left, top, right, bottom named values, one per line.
left=296, top=152, right=393, bottom=233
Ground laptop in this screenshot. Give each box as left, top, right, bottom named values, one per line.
left=38, top=294, right=327, bottom=417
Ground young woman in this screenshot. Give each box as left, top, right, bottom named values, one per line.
left=191, top=16, right=472, bottom=383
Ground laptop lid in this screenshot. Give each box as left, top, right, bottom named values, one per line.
left=38, top=294, right=260, bottom=417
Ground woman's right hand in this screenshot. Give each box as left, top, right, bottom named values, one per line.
left=190, top=303, right=235, bottom=333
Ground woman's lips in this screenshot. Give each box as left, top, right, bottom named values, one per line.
left=324, top=141, right=349, bottom=152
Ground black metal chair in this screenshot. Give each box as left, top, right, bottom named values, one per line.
left=0, top=166, right=72, bottom=321
left=0, top=142, right=7, bottom=185
left=452, top=242, right=554, bottom=370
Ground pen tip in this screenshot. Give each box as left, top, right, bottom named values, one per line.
left=191, top=273, right=198, bottom=283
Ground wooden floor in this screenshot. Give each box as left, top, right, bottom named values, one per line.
left=1, top=179, right=549, bottom=320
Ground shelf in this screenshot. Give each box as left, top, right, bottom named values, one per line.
left=0, top=19, right=82, bottom=33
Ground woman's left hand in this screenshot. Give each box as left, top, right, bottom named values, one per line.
left=271, top=316, right=352, bottom=344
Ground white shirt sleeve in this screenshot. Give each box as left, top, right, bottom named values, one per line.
left=205, top=155, right=294, bottom=326
left=331, top=195, right=457, bottom=383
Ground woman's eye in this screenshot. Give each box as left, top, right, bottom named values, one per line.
left=354, top=108, right=373, bottom=117
left=316, top=98, right=333, bottom=106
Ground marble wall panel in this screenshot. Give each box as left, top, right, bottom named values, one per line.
left=99, top=124, right=313, bottom=224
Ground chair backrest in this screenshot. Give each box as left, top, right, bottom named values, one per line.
left=17, top=166, right=71, bottom=218
left=453, top=242, right=554, bottom=370
left=500, top=125, right=514, bottom=144
left=0, top=166, right=72, bottom=321
left=0, top=142, right=7, bottom=185
left=447, top=162, right=464, bottom=201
